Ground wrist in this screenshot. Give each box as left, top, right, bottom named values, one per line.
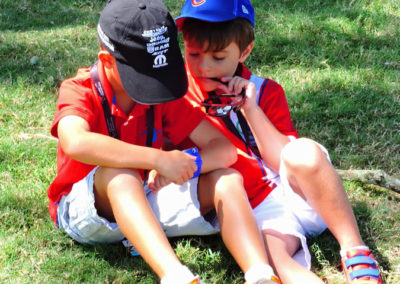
left=183, top=147, right=202, bottom=179
left=152, top=148, right=166, bottom=173
left=241, top=103, right=256, bottom=118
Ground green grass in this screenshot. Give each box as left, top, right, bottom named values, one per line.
left=0, top=0, right=399, bottom=283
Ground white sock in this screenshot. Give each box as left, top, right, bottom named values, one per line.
left=244, top=263, right=276, bottom=284
left=160, top=265, right=198, bottom=284
left=340, top=245, right=370, bottom=257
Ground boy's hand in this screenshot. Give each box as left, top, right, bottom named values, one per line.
left=217, top=76, right=257, bottom=111
left=156, top=150, right=197, bottom=185
left=147, top=169, right=172, bottom=193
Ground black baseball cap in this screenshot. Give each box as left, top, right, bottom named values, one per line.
left=98, top=0, right=188, bottom=104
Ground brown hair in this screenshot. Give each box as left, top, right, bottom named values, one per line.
left=181, top=18, right=254, bottom=53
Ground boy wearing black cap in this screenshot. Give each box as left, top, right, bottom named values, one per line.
left=47, top=0, right=274, bottom=283
left=176, top=0, right=382, bottom=283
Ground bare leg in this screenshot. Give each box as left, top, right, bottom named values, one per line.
left=198, top=168, right=269, bottom=272
left=93, top=167, right=182, bottom=279
left=262, top=229, right=323, bottom=284
left=282, top=138, right=364, bottom=250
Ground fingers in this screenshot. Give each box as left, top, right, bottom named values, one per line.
left=148, top=171, right=172, bottom=193
left=217, top=84, right=230, bottom=94
left=223, top=76, right=257, bottom=110
left=152, top=176, right=166, bottom=192
left=228, top=76, right=248, bottom=95
left=159, top=177, right=172, bottom=188
left=147, top=169, right=157, bottom=189
left=157, top=150, right=197, bottom=185
left=176, top=152, right=196, bottom=184
left=173, top=163, right=195, bottom=185
left=218, top=76, right=252, bottom=96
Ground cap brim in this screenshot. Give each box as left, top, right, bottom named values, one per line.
left=176, top=14, right=236, bottom=31
left=116, top=58, right=188, bottom=105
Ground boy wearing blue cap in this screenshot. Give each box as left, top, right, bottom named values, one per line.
left=176, top=0, right=383, bottom=283
left=48, top=0, right=276, bottom=283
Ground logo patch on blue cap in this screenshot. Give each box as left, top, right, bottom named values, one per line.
left=192, top=0, right=206, bottom=6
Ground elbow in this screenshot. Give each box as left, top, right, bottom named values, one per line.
left=60, top=136, right=86, bottom=160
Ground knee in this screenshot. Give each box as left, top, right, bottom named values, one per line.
left=96, top=167, right=142, bottom=196
left=282, top=138, right=326, bottom=175
left=210, top=168, right=245, bottom=198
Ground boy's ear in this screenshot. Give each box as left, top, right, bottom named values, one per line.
left=98, top=49, right=114, bottom=68
left=239, top=41, right=254, bottom=63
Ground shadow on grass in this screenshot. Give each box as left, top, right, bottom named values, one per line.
left=2, top=188, right=392, bottom=282
left=2, top=0, right=400, bottom=85
left=65, top=234, right=242, bottom=283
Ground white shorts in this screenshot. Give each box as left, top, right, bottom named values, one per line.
left=253, top=142, right=329, bottom=269
left=57, top=167, right=219, bottom=245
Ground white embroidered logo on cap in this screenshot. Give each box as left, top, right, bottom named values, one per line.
left=143, top=26, right=170, bottom=68
left=242, top=5, right=249, bottom=15
left=154, top=55, right=167, bottom=66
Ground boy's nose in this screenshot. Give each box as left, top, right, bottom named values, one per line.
left=198, top=58, right=212, bottom=73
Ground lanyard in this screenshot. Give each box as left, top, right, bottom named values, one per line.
left=208, top=90, right=260, bottom=159
left=90, top=61, right=154, bottom=148
left=221, top=111, right=261, bottom=159
left=236, top=111, right=261, bottom=158
left=90, top=61, right=120, bottom=139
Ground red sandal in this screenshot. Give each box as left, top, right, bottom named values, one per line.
left=341, top=248, right=382, bottom=283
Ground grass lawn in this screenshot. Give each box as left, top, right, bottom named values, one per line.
left=0, top=0, right=399, bottom=283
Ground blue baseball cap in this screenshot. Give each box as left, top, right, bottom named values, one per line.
left=176, top=0, right=255, bottom=29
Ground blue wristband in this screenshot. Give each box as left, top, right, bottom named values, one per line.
left=183, top=147, right=202, bottom=179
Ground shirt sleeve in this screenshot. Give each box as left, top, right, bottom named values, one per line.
left=161, top=97, right=206, bottom=145
left=50, top=70, right=97, bottom=138
left=259, top=80, right=299, bottom=138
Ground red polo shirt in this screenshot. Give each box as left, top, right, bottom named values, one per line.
left=47, top=61, right=205, bottom=225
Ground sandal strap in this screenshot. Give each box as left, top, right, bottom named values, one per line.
left=350, top=268, right=380, bottom=280
left=345, top=255, right=377, bottom=268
